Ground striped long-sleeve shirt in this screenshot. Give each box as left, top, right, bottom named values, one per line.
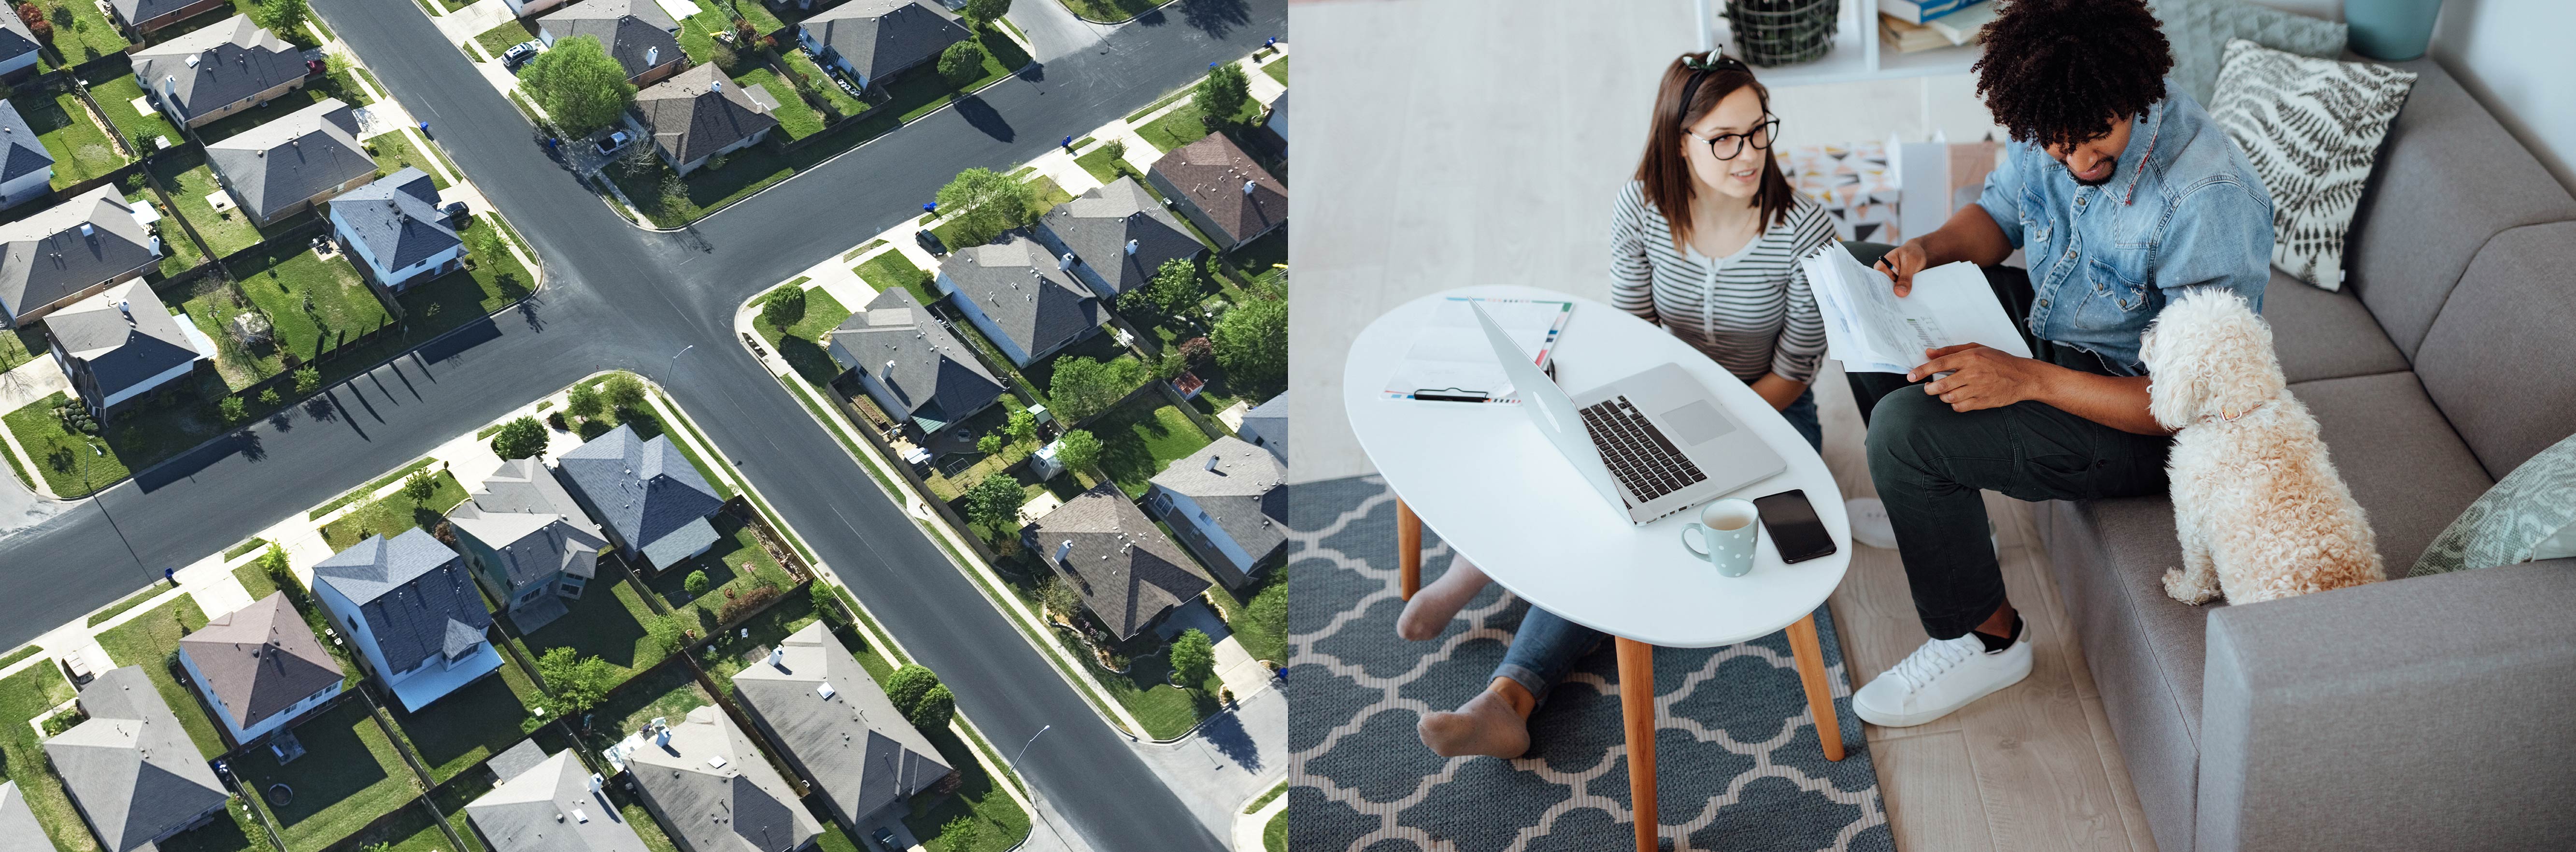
left=1609, top=180, right=1836, bottom=384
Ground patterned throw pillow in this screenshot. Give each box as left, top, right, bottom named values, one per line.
left=2413, top=433, right=2576, bottom=577
left=2207, top=39, right=2418, bottom=291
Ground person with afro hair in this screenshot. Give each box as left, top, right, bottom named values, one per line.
left=1840, top=0, right=2276, bottom=729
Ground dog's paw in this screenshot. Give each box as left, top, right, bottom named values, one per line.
left=2162, top=567, right=2216, bottom=605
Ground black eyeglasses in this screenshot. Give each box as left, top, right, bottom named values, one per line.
left=1695, top=116, right=1779, bottom=160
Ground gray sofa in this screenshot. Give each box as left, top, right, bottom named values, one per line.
left=2035, top=57, right=2576, bottom=852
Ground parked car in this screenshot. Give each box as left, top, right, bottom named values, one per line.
left=914, top=229, right=946, bottom=257
left=869, top=828, right=898, bottom=852
left=835, top=75, right=860, bottom=98
left=597, top=130, right=630, bottom=156
left=501, top=41, right=541, bottom=69
left=441, top=201, right=470, bottom=223
left=305, top=58, right=325, bottom=76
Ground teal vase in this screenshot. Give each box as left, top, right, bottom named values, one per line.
left=2345, top=0, right=2444, bottom=61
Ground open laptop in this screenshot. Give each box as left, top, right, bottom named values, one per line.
left=1473, top=302, right=1785, bottom=525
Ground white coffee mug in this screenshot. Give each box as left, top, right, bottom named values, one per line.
left=1681, top=498, right=1761, bottom=578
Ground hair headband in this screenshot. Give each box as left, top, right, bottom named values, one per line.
left=1676, top=52, right=1751, bottom=126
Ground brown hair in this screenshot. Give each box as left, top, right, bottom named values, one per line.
left=1634, top=52, right=1795, bottom=249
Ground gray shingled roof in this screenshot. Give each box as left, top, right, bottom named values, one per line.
left=130, top=16, right=307, bottom=125
left=624, top=706, right=821, bottom=852
left=178, top=592, right=342, bottom=733
left=0, top=100, right=53, bottom=182
left=0, top=185, right=159, bottom=326
left=1040, top=177, right=1202, bottom=298
left=800, top=0, right=970, bottom=84
left=331, top=167, right=458, bottom=274
left=43, top=667, right=229, bottom=852
left=1237, top=392, right=1284, bottom=462
left=1151, top=436, right=1285, bottom=568
left=468, top=750, right=651, bottom=852
left=0, top=14, right=35, bottom=62
left=448, top=507, right=605, bottom=591
left=731, top=623, right=950, bottom=826
left=634, top=64, right=779, bottom=168
left=539, top=0, right=682, bottom=81
left=467, top=458, right=598, bottom=527
left=1149, top=132, right=1286, bottom=246
left=312, top=528, right=491, bottom=676
left=205, top=97, right=374, bottom=223
left=46, top=281, right=199, bottom=404
left=556, top=424, right=725, bottom=561
left=1020, top=483, right=1210, bottom=640
left=109, top=0, right=201, bottom=27
left=827, top=287, right=1004, bottom=429
left=939, top=231, right=1105, bottom=362
left=0, top=781, right=50, bottom=852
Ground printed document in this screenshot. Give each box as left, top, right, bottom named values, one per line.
left=1802, top=242, right=2032, bottom=373
left=1382, top=297, right=1574, bottom=403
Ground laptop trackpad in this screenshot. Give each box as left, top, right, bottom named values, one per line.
left=1660, top=400, right=1734, bottom=445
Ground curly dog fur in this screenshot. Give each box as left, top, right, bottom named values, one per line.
left=2141, top=289, right=2383, bottom=605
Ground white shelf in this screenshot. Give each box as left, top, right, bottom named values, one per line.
left=1706, top=1, right=1983, bottom=87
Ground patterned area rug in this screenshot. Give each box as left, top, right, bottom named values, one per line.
left=1288, top=475, right=1891, bottom=852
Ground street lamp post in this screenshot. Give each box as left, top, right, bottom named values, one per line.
left=665, top=345, right=693, bottom=386
left=1011, top=725, right=1079, bottom=852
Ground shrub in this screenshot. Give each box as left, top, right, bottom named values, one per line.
left=908, top=683, right=954, bottom=729
left=1053, top=429, right=1100, bottom=475
left=546, top=410, right=568, bottom=431
left=403, top=469, right=438, bottom=501
left=761, top=286, right=808, bottom=329
left=939, top=815, right=982, bottom=852
left=810, top=582, right=845, bottom=625
left=683, top=570, right=710, bottom=598
left=937, top=40, right=985, bottom=85
left=643, top=612, right=688, bottom=656
left=258, top=388, right=281, bottom=406
left=1036, top=575, right=1082, bottom=621
left=1103, top=138, right=1125, bottom=161
left=295, top=365, right=320, bottom=393
left=218, top=395, right=246, bottom=423
left=884, top=664, right=939, bottom=715
left=717, top=583, right=780, bottom=624
left=602, top=373, right=646, bottom=412
left=1169, top=627, right=1215, bottom=687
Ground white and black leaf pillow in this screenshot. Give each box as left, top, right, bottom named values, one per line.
left=2208, top=38, right=2417, bottom=291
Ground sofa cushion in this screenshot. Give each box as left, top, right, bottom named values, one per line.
left=2410, top=221, right=2576, bottom=479
left=2208, top=39, right=2418, bottom=290
left=2150, top=0, right=2348, bottom=105
left=2258, top=266, right=2409, bottom=383
left=2342, top=59, right=2576, bottom=357
left=2290, top=371, right=2496, bottom=569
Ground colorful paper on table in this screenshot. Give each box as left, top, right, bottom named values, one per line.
left=1382, top=297, right=1574, bottom=403
left=1802, top=242, right=2030, bottom=374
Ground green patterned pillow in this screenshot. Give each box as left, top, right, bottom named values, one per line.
left=2413, top=433, right=2576, bottom=576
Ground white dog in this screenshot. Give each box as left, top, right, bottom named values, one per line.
left=2139, top=289, right=2383, bottom=606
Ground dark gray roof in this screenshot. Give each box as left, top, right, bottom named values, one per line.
left=468, top=750, right=651, bottom=852
left=331, top=168, right=459, bottom=273
left=312, top=528, right=491, bottom=675
left=43, top=667, right=229, bottom=852
left=634, top=64, right=779, bottom=167
left=557, top=424, right=725, bottom=559
left=800, top=0, right=970, bottom=83
left=204, top=97, right=374, bottom=222
left=486, top=739, right=549, bottom=784
left=1237, top=392, right=1284, bottom=462
left=939, top=231, right=1105, bottom=361
left=467, top=458, right=598, bottom=527
left=1040, top=177, right=1202, bottom=297
left=624, top=707, right=821, bottom=852
left=731, top=623, right=950, bottom=826
left=0, top=101, right=52, bottom=182
left=1149, top=132, right=1287, bottom=245
left=1020, top=483, right=1210, bottom=641
left=0, top=13, right=35, bottom=60
left=46, top=281, right=200, bottom=402
left=539, top=0, right=682, bottom=81
left=827, top=287, right=1004, bottom=428
left=178, top=592, right=342, bottom=732
left=0, top=781, right=45, bottom=852
left=0, top=186, right=160, bottom=326
left=1151, top=436, right=1286, bottom=566
left=130, top=16, right=307, bottom=124
left=109, top=0, right=204, bottom=26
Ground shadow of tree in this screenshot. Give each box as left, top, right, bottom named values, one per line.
left=1176, top=0, right=1252, bottom=37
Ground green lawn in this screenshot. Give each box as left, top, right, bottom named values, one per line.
left=94, top=594, right=225, bottom=757
left=734, top=66, right=827, bottom=141
left=156, top=800, right=267, bottom=852
left=0, top=665, right=99, bottom=852
left=511, top=574, right=666, bottom=677
left=579, top=661, right=709, bottom=751
left=472, top=18, right=538, bottom=59
left=365, top=130, right=452, bottom=189
left=643, top=513, right=788, bottom=621
left=182, top=240, right=393, bottom=390
left=132, top=188, right=208, bottom=276
left=32, top=0, right=131, bottom=64
left=0, top=326, right=41, bottom=372
left=752, top=285, right=854, bottom=387
left=318, top=468, right=465, bottom=550
left=1055, top=0, right=1162, bottom=24
left=696, top=587, right=823, bottom=694
left=783, top=51, right=865, bottom=117
left=392, top=216, right=537, bottom=331
left=86, top=583, right=167, bottom=626
left=1265, top=808, right=1286, bottom=851
left=1087, top=396, right=1215, bottom=497
left=12, top=89, right=130, bottom=189
left=427, top=769, right=494, bottom=852
left=381, top=660, right=542, bottom=782
left=82, top=73, right=182, bottom=149
left=3, top=391, right=131, bottom=498
left=148, top=148, right=268, bottom=257
left=902, top=727, right=1032, bottom=852
left=1136, top=98, right=1267, bottom=153
left=856, top=250, right=939, bottom=306
left=1263, top=56, right=1287, bottom=86
left=616, top=794, right=684, bottom=852
left=320, top=802, right=459, bottom=852
left=1216, top=571, right=1285, bottom=666
left=311, top=457, right=437, bottom=520
left=230, top=700, right=425, bottom=852
left=1074, top=144, right=1131, bottom=185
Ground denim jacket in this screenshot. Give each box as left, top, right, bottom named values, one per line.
left=1975, top=84, right=2274, bottom=376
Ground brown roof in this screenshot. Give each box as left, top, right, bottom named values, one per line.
left=178, top=592, right=343, bottom=731
left=1019, top=483, right=1210, bottom=640
left=1148, top=133, right=1285, bottom=246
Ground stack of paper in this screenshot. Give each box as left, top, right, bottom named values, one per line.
left=1801, top=243, right=2030, bottom=374
left=1382, top=297, right=1574, bottom=403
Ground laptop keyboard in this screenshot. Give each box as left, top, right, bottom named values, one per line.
left=1579, top=396, right=1708, bottom=503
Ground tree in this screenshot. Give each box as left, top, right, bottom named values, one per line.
left=1036, top=574, right=1082, bottom=621
left=403, top=469, right=437, bottom=502
left=962, top=0, right=1011, bottom=29
left=939, top=816, right=983, bottom=852
left=933, top=167, right=1034, bottom=249
left=1178, top=336, right=1212, bottom=365
left=1004, top=406, right=1036, bottom=446
left=1045, top=356, right=1142, bottom=422
left=603, top=373, right=647, bottom=412
left=254, top=0, right=306, bottom=36
left=295, top=365, right=320, bottom=394
left=521, top=35, right=637, bottom=135
left=1153, top=347, right=1188, bottom=381
left=643, top=612, right=687, bottom=655
left=884, top=664, right=939, bottom=715
left=491, top=415, right=548, bottom=459
left=811, top=582, right=846, bottom=625
left=937, top=40, right=986, bottom=85
left=1103, top=138, right=1125, bottom=162
left=909, top=683, right=954, bottom=729
left=1211, top=295, right=1286, bottom=393
left=219, top=395, right=246, bottom=423
left=760, top=286, right=806, bottom=330
left=536, top=647, right=617, bottom=712
left=683, top=570, right=710, bottom=598
left=1053, top=429, right=1100, bottom=474
left=1169, top=628, right=1215, bottom=688
left=1149, top=257, right=1203, bottom=319
left=961, top=474, right=1023, bottom=534
left=566, top=383, right=602, bottom=419
left=975, top=433, right=1002, bottom=455
left=1194, top=61, right=1251, bottom=131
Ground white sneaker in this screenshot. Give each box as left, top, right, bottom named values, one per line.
left=1852, top=627, right=2032, bottom=727
left=1846, top=498, right=1896, bottom=549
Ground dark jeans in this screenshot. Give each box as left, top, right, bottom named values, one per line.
left=1841, top=242, right=2175, bottom=639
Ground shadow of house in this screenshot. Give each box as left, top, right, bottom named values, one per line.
left=311, top=529, right=504, bottom=712
left=730, top=622, right=953, bottom=832
left=933, top=231, right=1105, bottom=369
left=176, top=591, right=346, bottom=747
left=1145, top=132, right=1286, bottom=252
left=204, top=97, right=378, bottom=228
left=794, top=0, right=970, bottom=92
left=130, top=16, right=311, bottom=130
left=41, top=666, right=230, bottom=852
left=1031, top=176, right=1204, bottom=301
left=0, top=185, right=163, bottom=329
left=1020, top=482, right=1212, bottom=641
left=450, top=457, right=609, bottom=634
left=824, top=287, right=1005, bottom=436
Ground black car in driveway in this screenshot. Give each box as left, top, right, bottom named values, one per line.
left=914, top=229, right=947, bottom=257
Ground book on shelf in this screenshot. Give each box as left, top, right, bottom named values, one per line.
left=1878, top=0, right=1984, bottom=25
left=1925, top=2, right=1999, bottom=43
left=1879, top=15, right=1952, bottom=53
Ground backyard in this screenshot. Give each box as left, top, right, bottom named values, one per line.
left=1087, top=394, right=1218, bottom=497
left=380, top=659, right=544, bottom=782
left=231, top=700, right=426, bottom=852
left=93, top=594, right=225, bottom=757
left=131, top=188, right=207, bottom=276
left=147, top=148, right=272, bottom=257
left=579, top=661, right=709, bottom=751
left=640, top=513, right=792, bottom=624
left=29, top=0, right=129, bottom=64
left=509, top=569, right=667, bottom=676
left=318, top=467, right=466, bottom=550
left=84, top=71, right=185, bottom=150
left=0, top=665, right=97, bottom=852
left=11, top=88, right=130, bottom=189
left=178, top=240, right=393, bottom=390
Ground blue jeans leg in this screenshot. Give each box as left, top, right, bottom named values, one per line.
left=1781, top=388, right=1824, bottom=453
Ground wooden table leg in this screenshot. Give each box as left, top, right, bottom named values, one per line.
left=1615, top=637, right=1658, bottom=852
left=1395, top=498, right=1422, bottom=600
left=1786, top=612, right=1847, bottom=762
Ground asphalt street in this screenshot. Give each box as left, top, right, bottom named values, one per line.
left=0, top=0, right=1283, bottom=848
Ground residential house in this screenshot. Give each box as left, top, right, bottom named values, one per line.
left=537, top=0, right=684, bottom=86
left=0, top=100, right=54, bottom=209
left=176, top=592, right=345, bottom=745
left=934, top=232, right=1107, bottom=368
left=0, top=185, right=163, bottom=329
left=1146, top=132, right=1287, bottom=251
left=555, top=424, right=726, bottom=569
left=466, top=745, right=651, bottom=852
left=1237, top=392, right=1284, bottom=462
left=1248, top=89, right=1287, bottom=156
left=204, top=97, right=377, bottom=227
left=795, top=0, right=971, bottom=92
left=1031, top=176, right=1204, bottom=300
left=1019, top=482, right=1212, bottom=641
left=621, top=706, right=822, bottom=852
left=448, top=456, right=608, bottom=633
left=1146, top=436, right=1285, bottom=589
left=108, top=0, right=232, bottom=38
left=497, top=0, right=574, bottom=19
left=824, top=287, right=1005, bottom=434
left=46, top=281, right=213, bottom=420
left=0, top=781, right=45, bottom=852
left=632, top=64, right=780, bottom=177
left=329, top=167, right=464, bottom=291
left=42, top=667, right=229, bottom=852
left=310, top=529, right=503, bottom=711
left=731, top=622, right=952, bottom=831
left=130, top=16, right=310, bottom=129
left=0, top=17, right=35, bottom=85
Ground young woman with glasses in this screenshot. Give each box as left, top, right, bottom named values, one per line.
left=1396, top=52, right=1839, bottom=760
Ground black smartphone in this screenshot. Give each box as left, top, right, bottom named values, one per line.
left=1753, top=489, right=1837, bottom=564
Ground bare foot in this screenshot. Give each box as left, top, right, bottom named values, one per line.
left=1418, top=686, right=1533, bottom=758
left=1397, top=558, right=1492, bottom=641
